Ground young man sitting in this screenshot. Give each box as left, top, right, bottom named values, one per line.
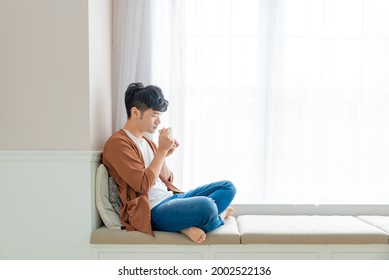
left=103, top=83, right=236, bottom=243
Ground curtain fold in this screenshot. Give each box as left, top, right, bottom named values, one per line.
left=152, top=0, right=187, bottom=187
left=112, top=0, right=154, bottom=131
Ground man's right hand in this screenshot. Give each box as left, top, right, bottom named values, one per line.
left=158, top=128, right=175, bottom=153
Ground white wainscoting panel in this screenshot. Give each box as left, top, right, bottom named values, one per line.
left=0, top=151, right=101, bottom=259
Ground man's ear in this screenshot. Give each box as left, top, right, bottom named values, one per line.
left=131, top=107, right=141, bottom=119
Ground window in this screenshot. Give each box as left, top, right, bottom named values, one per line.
left=115, top=0, right=389, bottom=204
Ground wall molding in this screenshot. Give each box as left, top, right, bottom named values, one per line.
left=0, top=150, right=102, bottom=162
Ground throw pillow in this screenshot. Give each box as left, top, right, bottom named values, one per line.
left=95, top=164, right=122, bottom=230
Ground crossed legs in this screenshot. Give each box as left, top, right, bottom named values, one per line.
left=151, top=180, right=236, bottom=243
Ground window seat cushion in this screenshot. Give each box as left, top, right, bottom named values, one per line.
left=237, top=215, right=389, bottom=244
left=90, top=216, right=240, bottom=245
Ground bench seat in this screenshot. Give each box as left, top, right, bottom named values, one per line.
left=90, top=215, right=389, bottom=259
left=92, top=163, right=389, bottom=259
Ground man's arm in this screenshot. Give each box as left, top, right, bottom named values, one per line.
left=160, top=161, right=173, bottom=181
left=147, top=128, right=174, bottom=180
left=103, top=138, right=157, bottom=194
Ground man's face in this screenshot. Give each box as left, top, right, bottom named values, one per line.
left=140, top=108, right=162, bottom=134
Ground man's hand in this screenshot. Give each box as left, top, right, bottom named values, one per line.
left=158, top=128, right=175, bottom=153
left=148, top=128, right=175, bottom=181
left=166, top=139, right=180, bottom=157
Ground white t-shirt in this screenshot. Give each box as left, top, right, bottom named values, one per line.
left=123, top=129, right=173, bottom=208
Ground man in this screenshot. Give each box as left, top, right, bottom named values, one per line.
left=103, top=82, right=236, bottom=243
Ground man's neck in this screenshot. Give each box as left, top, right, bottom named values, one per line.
left=123, top=120, right=143, bottom=140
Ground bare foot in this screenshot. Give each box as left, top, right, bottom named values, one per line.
left=180, top=227, right=207, bottom=243
left=220, top=206, right=234, bottom=221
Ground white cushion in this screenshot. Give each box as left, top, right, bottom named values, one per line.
left=95, top=164, right=122, bottom=230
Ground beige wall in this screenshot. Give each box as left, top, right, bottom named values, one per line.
left=89, top=0, right=113, bottom=151
left=0, top=0, right=112, bottom=151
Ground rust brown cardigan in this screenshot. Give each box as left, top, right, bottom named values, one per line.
left=102, top=129, right=182, bottom=235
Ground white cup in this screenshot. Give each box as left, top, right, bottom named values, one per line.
left=159, top=127, right=173, bottom=137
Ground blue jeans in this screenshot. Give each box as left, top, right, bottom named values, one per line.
left=151, top=180, right=236, bottom=233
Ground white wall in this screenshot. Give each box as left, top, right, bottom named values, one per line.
left=0, top=0, right=112, bottom=259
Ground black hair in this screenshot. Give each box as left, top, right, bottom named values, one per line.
left=124, top=82, right=169, bottom=118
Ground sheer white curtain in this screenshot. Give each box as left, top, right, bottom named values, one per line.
left=176, top=0, right=271, bottom=203
left=266, top=0, right=389, bottom=203
left=113, top=0, right=389, bottom=204
left=112, top=0, right=187, bottom=183
left=112, top=0, right=154, bottom=131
